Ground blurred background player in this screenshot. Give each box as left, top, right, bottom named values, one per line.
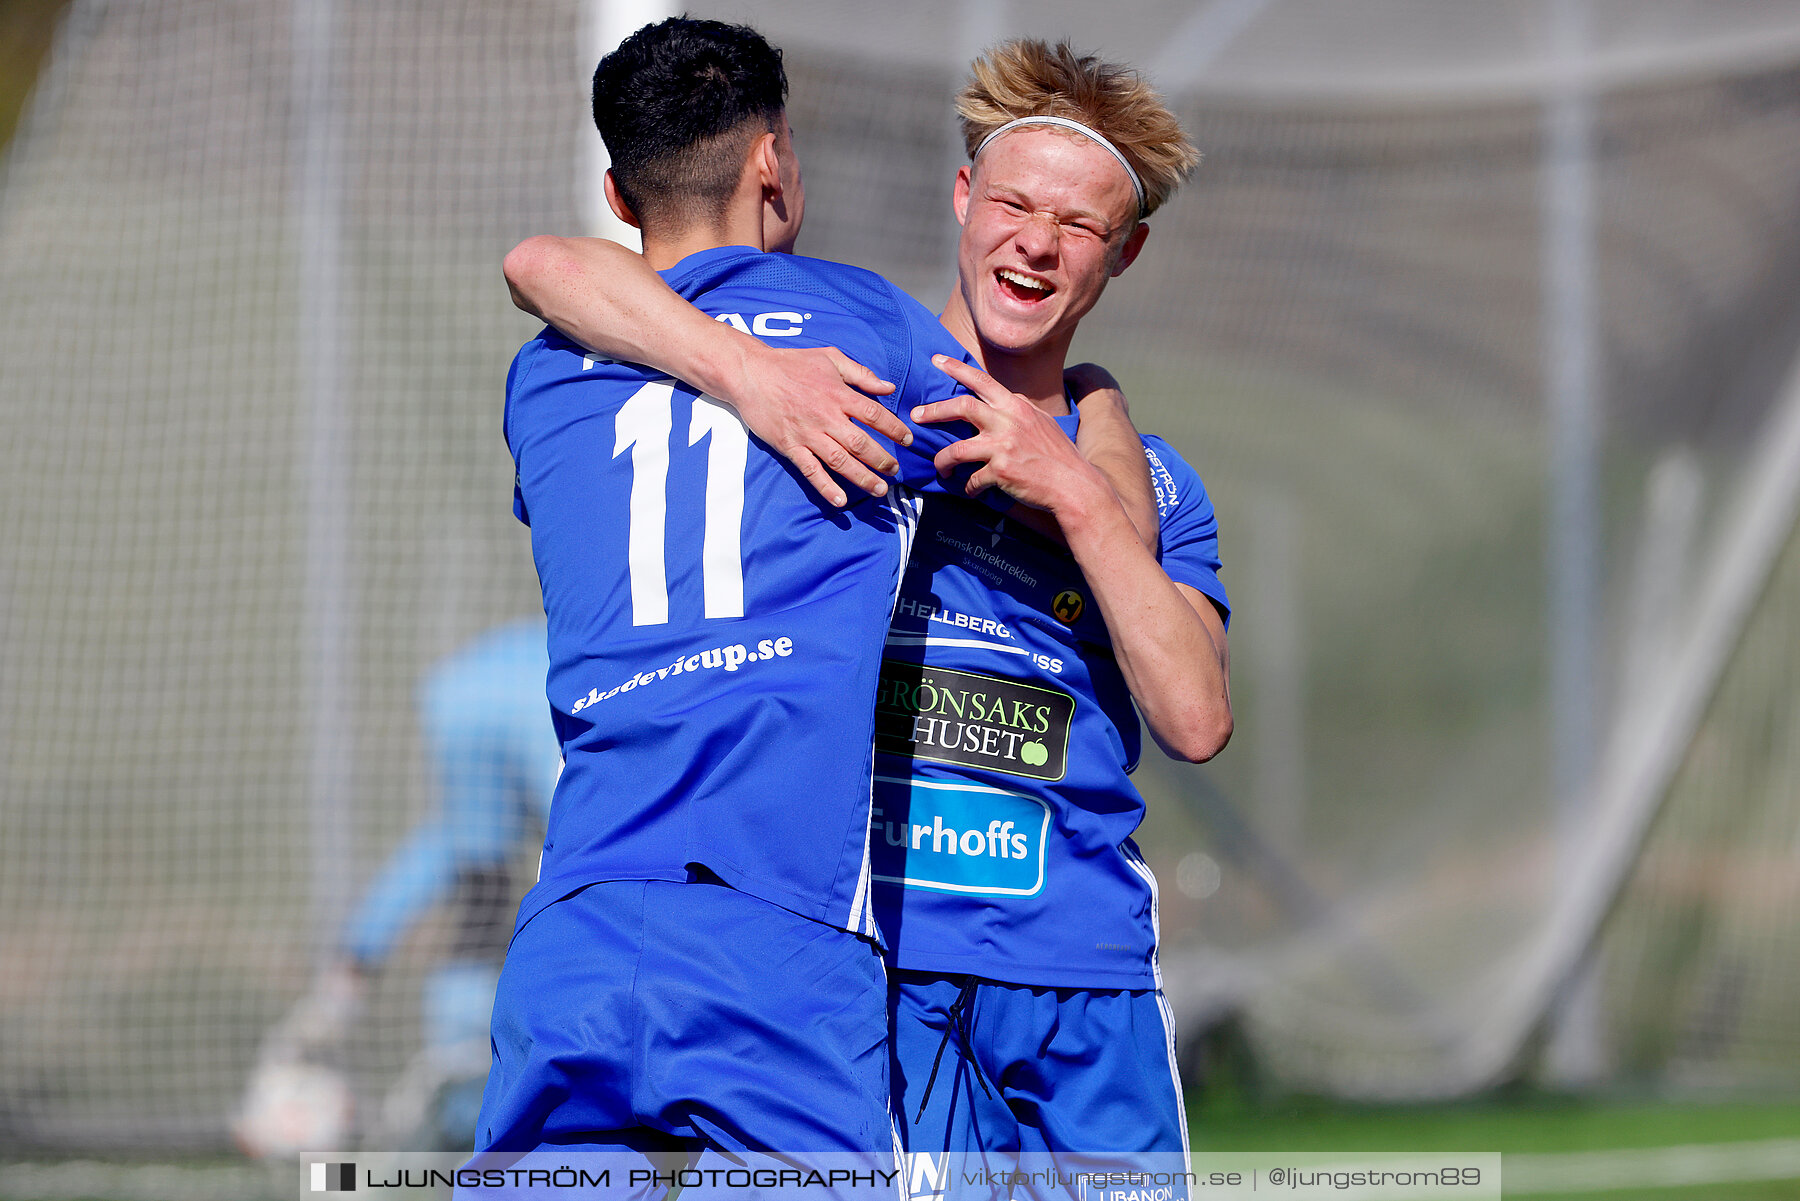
left=234, top=620, right=556, bottom=1155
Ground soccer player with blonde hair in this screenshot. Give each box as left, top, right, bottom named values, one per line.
left=938, top=37, right=1199, bottom=403
left=956, top=37, right=1198, bottom=213
left=506, top=35, right=1230, bottom=1166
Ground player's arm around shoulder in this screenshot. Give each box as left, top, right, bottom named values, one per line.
left=1060, top=473, right=1233, bottom=764
left=911, top=356, right=1156, bottom=543
left=1132, top=434, right=1233, bottom=762
left=917, top=356, right=1231, bottom=762
left=915, top=355, right=1119, bottom=518
left=502, top=234, right=912, bottom=508
left=1066, top=362, right=1159, bottom=551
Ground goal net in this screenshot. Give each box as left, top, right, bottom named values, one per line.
left=4, top=0, right=1800, bottom=1151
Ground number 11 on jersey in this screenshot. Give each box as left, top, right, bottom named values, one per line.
left=613, top=382, right=748, bottom=627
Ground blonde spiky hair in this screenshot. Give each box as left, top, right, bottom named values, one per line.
left=957, top=39, right=1199, bottom=218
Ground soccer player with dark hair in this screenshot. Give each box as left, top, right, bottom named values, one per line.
left=506, top=35, right=1232, bottom=1168
left=473, top=18, right=1159, bottom=1164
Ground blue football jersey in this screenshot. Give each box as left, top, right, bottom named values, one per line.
left=870, top=425, right=1228, bottom=987
left=505, top=245, right=981, bottom=939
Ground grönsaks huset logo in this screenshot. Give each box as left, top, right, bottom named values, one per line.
left=874, top=661, right=1073, bottom=781
left=310, top=1162, right=355, bottom=1192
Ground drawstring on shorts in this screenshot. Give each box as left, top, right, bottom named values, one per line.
left=914, top=976, right=994, bottom=1123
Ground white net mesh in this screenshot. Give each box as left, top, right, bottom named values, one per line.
left=1131, top=67, right=1800, bottom=1098
left=0, top=0, right=573, bottom=1148
left=3, top=0, right=1800, bottom=1151
left=1594, top=425, right=1800, bottom=1095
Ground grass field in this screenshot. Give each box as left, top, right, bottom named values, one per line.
left=1190, top=1093, right=1800, bottom=1199
left=0, top=1, right=62, bottom=150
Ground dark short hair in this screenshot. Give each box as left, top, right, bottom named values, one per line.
left=592, top=18, right=788, bottom=233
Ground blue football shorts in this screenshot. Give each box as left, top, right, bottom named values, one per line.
left=890, top=970, right=1188, bottom=1161
left=474, top=877, right=896, bottom=1155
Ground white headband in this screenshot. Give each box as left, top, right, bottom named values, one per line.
left=971, top=115, right=1147, bottom=218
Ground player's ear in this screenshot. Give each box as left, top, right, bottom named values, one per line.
left=1110, top=220, right=1150, bottom=278
left=753, top=130, right=782, bottom=196
left=952, top=164, right=973, bottom=226
left=602, top=170, right=641, bottom=230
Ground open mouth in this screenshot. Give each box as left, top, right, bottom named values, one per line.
left=995, top=266, right=1054, bottom=304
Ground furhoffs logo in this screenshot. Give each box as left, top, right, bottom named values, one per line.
left=875, top=661, right=1073, bottom=782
